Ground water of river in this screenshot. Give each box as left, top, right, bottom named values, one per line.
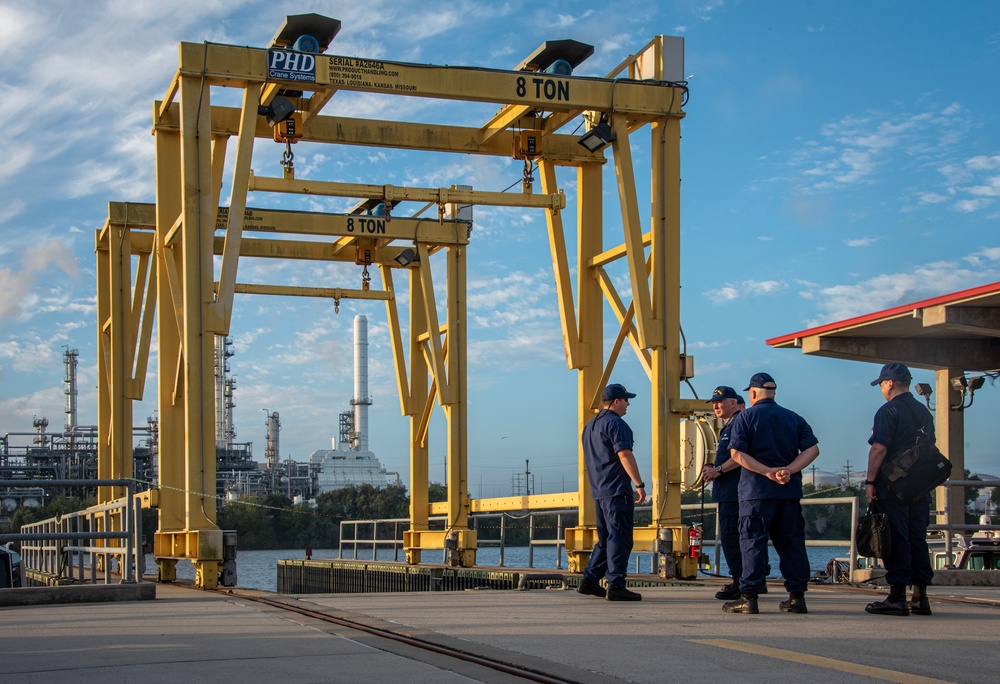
left=146, top=545, right=851, bottom=593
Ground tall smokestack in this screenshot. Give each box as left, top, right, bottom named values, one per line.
left=64, top=348, right=79, bottom=432
left=214, top=336, right=226, bottom=447
left=352, top=314, right=372, bottom=451
left=265, top=411, right=280, bottom=467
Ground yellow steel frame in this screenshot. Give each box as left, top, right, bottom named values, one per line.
left=97, top=32, right=691, bottom=586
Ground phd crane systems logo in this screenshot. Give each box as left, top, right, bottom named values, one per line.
left=268, top=49, right=316, bottom=82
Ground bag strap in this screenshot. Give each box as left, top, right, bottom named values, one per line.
left=897, top=397, right=931, bottom=444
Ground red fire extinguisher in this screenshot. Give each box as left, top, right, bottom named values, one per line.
left=688, top=525, right=702, bottom=559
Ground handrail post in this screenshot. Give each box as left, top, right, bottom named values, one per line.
left=528, top=514, right=535, bottom=568
left=499, top=514, right=506, bottom=567
left=556, top=513, right=563, bottom=570
left=123, top=481, right=135, bottom=583
left=714, top=506, right=722, bottom=575
left=849, top=496, right=859, bottom=584
left=393, top=521, right=400, bottom=562
left=103, top=508, right=111, bottom=584
left=944, top=482, right=953, bottom=565
left=133, top=487, right=145, bottom=581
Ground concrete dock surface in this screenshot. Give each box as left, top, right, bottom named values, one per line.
left=1, top=577, right=997, bottom=683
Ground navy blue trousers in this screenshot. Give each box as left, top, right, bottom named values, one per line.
left=738, top=498, right=809, bottom=595
left=718, top=500, right=742, bottom=581
left=583, top=493, right=634, bottom=587
left=874, top=484, right=934, bottom=587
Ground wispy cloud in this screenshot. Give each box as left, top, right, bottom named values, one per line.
left=0, top=336, right=61, bottom=373
left=0, top=240, right=79, bottom=322
left=705, top=279, right=788, bottom=303
left=799, top=248, right=1000, bottom=325
left=693, top=0, right=726, bottom=21
left=932, top=152, right=1000, bottom=212
left=763, top=100, right=1000, bottom=217
left=777, top=103, right=973, bottom=195
left=844, top=237, right=877, bottom=247
left=468, top=270, right=555, bottom=328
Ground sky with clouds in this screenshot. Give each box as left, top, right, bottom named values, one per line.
left=1, top=0, right=999, bottom=498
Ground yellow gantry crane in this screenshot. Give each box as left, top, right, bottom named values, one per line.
left=94, top=14, right=702, bottom=588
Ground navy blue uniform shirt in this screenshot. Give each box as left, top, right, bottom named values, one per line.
left=729, top=398, right=818, bottom=500
left=583, top=409, right=634, bottom=499
left=869, top=391, right=935, bottom=459
left=711, top=413, right=741, bottom=503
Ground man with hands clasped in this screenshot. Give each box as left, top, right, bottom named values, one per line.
left=722, top=373, right=820, bottom=615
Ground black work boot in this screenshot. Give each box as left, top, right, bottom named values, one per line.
left=606, top=584, right=642, bottom=601
left=865, top=583, right=909, bottom=616
left=908, top=585, right=932, bottom=616
left=577, top=577, right=606, bottom=598
left=715, top=582, right=741, bottom=600
left=723, top=594, right=759, bottom=614
left=779, top=591, right=808, bottom=614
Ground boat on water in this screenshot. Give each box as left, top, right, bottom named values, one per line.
left=928, top=515, right=1000, bottom=571
left=821, top=514, right=1000, bottom=583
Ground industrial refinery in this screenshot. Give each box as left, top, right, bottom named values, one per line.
left=0, top=314, right=393, bottom=524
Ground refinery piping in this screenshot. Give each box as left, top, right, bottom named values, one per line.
left=1, top=315, right=393, bottom=523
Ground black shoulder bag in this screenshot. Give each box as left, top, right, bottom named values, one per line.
left=878, top=400, right=952, bottom=505
left=856, top=499, right=891, bottom=559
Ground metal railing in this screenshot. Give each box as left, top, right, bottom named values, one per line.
left=687, top=496, right=860, bottom=580
left=927, top=478, right=1000, bottom=568
left=339, top=510, right=574, bottom=567
left=0, top=479, right=142, bottom=585
left=339, top=497, right=860, bottom=573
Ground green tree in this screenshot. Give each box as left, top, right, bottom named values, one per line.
left=801, top=483, right=859, bottom=540
left=428, top=482, right=447, bottom=503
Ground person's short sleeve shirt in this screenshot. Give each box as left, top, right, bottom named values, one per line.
left=582, top=410, right=634, bottom=499
left=711, top=416, right=740, bottom=503
left=869, top=392, right=935, bottom=459
left=729, top=398, right=818, bottom=500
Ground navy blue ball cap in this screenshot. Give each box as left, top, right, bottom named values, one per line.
left=602, top=383, right=637, bottom=401
left=706, top=385, right=739, bottom=403
left=871, top=362, right=912, bottom=386
left=736, top=395, right=746, bottom=406
left=743, top=372, right=777, bottom=391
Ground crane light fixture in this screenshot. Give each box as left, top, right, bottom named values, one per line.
left=258, top=95, right=295, bottom=127
left=269, top=14, right=342, bottom=54
left=394, top=248, right=419, bottom=268
left=578, top=121, right=615, bottom=152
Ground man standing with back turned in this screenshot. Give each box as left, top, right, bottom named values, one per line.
left=723, top=372, right=820, bottom=615
left=577, top=383, right=646, bottom=601
left=863, top=362, right=935, bottom=616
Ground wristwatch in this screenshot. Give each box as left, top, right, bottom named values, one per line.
left=864, top=480, right=876, bottom=485
left=714, top=463, right=724, bottom=473
left=635, top=482, right=645, bottom=489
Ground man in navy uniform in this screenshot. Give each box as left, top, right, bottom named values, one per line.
left=863, top=362, right=935, bottom=616
left=701, top=386, right=744, bottom=600
left=723, top=372, right=820, bottom=614
left=577, top=383, right=646, bottom=601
